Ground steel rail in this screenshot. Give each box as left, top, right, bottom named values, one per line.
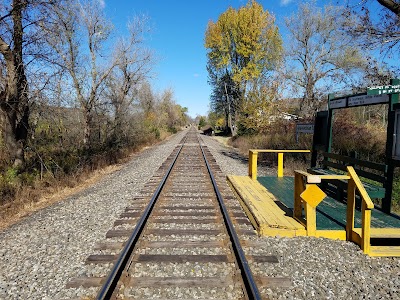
left=198, top=136, right=262, bottom=300
left=96, top=136, right=187, bottom=300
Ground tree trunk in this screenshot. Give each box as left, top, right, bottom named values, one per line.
left=301, top=77, right=315, bottom=117
left=0, top=0, right=29, bottom=168
left=228, top=113, right=237, bottom=137
left=224, top=109, right=230, bottom=134
left=1, top=108, right=28, bottom=167
left=112, top=102, right=123, bottom=146
left=83, top=109, right=92, bottom=148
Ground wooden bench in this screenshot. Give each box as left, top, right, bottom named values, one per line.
left=308, top=152, right=387, bottom=201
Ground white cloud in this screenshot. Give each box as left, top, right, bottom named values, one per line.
left=280, top=0, right=292, bottom=6
left=98, top=0, right=105, bottom=8
left=193, top=73, right=200, bottom=78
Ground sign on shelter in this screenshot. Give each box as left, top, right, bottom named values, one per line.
left=328, top=94, right=389, bottom=109
left=296, top=123, right=314, bottom=143
left=296, top=124, right=314, bottom=134
left=368, top=85, right=400, bottom=95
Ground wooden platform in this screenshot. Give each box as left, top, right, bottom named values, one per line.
left=228, top=175, right=400, bottom=256
left=258, top=176, right=400, bottom=230
left=227, top=175, right=306, bottom=237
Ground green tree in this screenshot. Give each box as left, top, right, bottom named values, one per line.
left=205, top=0, right=282, bottom=135
left=239, top=83, right=279, bottom=134
left=178, top=106, right=189, bottom=126
left=198, top=116, right=206, bottom=128
left=208, top=111, right=224, bottom=131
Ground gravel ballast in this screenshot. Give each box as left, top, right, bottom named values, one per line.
left=0, top=131, right=186, bottom=300
left=203, top=134, right=400, bottom=300
left=0, top=131, right=399, bottom=299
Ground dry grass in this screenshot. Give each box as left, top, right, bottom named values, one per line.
left=0, top=132, right=176, bottom=231
left=212, top=136, right=232, bottom=148
left=282, top=156, right=309, bottom=176
left=0, top=163, right=123, bottom=231
left=229, top=133, right=311, bottom=173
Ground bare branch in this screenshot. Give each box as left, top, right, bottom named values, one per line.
left=377, top=0, right=400, bottom=16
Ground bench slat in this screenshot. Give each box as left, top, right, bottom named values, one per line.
left=323, top=152, right=387, bottom=172
left=353, top=168, right=386, bottom=184
left=322, top=160, right=347, bottom=172
left=308, top=168, right=385, bottom=198
left=320, top=158, right=386, bottom=184
left=311, top=151, right=387, bottom=200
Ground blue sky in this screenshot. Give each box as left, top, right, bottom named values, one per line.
left=101, top=0, right=352, bottom=118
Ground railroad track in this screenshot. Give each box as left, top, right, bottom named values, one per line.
left=67, top=128, right=291, bottom=299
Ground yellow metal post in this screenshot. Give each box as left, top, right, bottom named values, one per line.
left=277, top=152, right=284, bottom=177
left=293, top=172, right=305, bottom=221
left=361, top=201, right=372, bottom=255
left=305, top=204, right=316, bottom=236
left=248, top=150, right=258, bottom=180
left=300, top=183, right=326, bottom=237
left=346, top=178, right=356, bottom=241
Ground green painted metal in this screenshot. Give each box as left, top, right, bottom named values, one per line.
left=328, top=92, right=389, bottom=108
left=390, top=79, right=400, bottom=108
left=312, top=79, right=400, bottom=214
left=367, top=85, right=400, bottom=96
left=311, top=111, right=329, bottom=168
left=383, top=79, right=400, bottom=213
left=327, top=94, right=334, bottom=154
left=257, top=176, right=400, bottom=230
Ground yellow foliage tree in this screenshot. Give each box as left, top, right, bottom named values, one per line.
left=205, top=0, right=283, bottom=135
left=239, top=85, right=279, bottom=134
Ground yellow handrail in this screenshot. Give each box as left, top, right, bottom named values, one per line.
left=347, top=166, right=374, bottom=209
left=294, top=167, right=374, bottom=255
left=294, top=171, right=349, bottom=236
left=249, top=149, right=311, bottom=179
left=346, top=166, right=374, bottom=254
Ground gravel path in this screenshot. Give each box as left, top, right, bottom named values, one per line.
left=202, top=134, right=400, bottom=300
left=0, top=131, right=186, bottom=300
left=1, top=131, right=400, bottom=300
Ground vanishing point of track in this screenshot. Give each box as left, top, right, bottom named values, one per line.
left=67, top=127, right=291, bottom=299
left=97, top=128, right=260, bottom=299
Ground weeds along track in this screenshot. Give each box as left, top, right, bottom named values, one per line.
left=67, top=128, right=290, bottom=299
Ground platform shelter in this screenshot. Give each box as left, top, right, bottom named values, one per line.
left=228, top=149, right=400, bottom=256
left=228, top=80, right=400, bottom=256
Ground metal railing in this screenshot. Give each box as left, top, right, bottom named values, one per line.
left=293, top=166, right=374, bottom=254
left=249, top=149, right=310, bottom=179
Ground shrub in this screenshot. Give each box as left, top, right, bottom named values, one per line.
left=230, top=119, right=312, bottom=173
left=0, top=174, right=17, bottom=205
left=332, top=115, right=386, bottom=162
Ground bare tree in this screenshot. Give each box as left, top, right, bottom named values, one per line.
left=345, top=0, right=400, bottom=57
left=285, top=2, right=368, bottom=116
left=42, top=0, right=120, bottom=149
left=137, top=81, right=156, bottom=118
left=105, top=16, right=154, bottom=147
left=158, top=88, right=188, bottom=132
left=0, top=0, right=56, bottom=167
